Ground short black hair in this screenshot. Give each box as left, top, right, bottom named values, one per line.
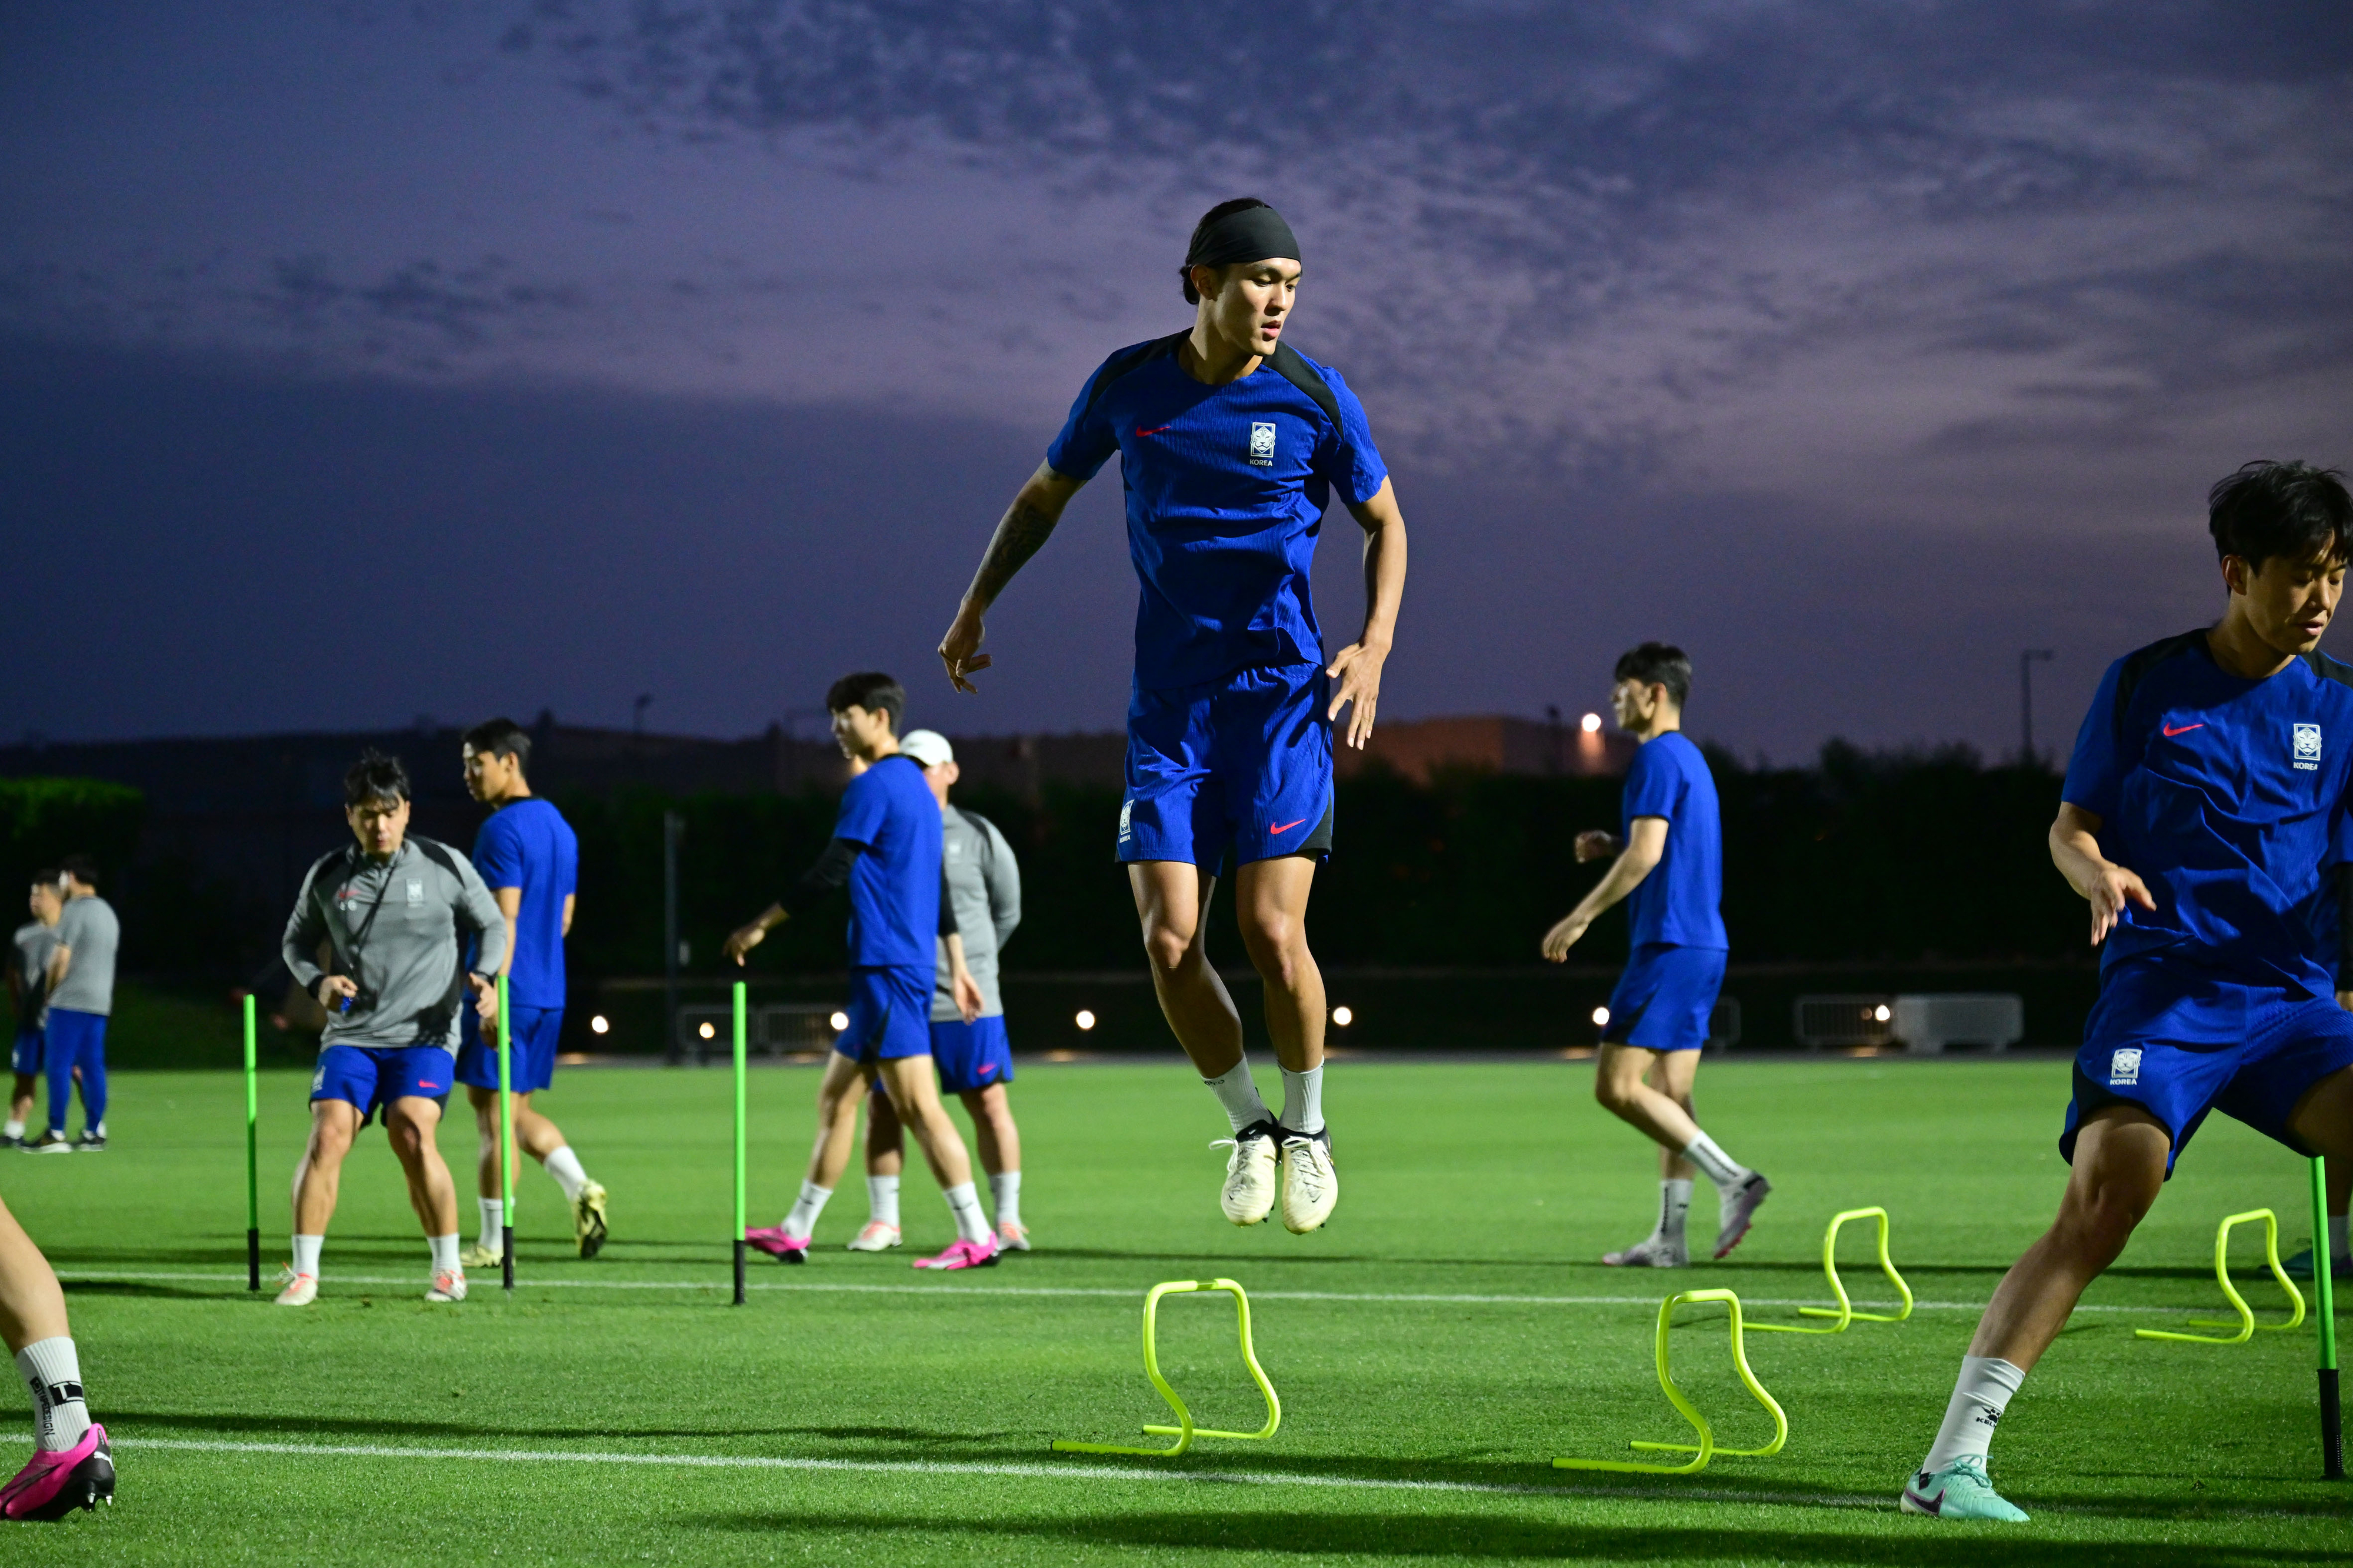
left=825, top=672, right=905, bottom=734
left=462, top=716, right=531, bottom=771
left=344, top=749, right=411, bottom=808
left=31, top=866, right=61, bottom=888
left=1181, top=196, right=1272, bottom=306
left=1614, top=642, right=1692, bottom=708
left=2209, top=460, right=2353, bottom=572
left=58, top=855, right=98, bottom=889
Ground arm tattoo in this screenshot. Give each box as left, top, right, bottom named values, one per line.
left=969, top=500, right=1059, bottom=605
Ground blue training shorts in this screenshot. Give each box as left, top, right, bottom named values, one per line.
left=312, top=1043, right=454, bottom=1126
left=836, top=966, right=932, bottom=1063
left=1119, top=662, right=1335, bottom=871
left=456, top=1005, right=564, bottom=1094
left=2063, top=953, right=2353, bottom=1175
left=929, top=1014, right=1015, bottom=1096
left=11, top=1027, right=41, bottom=1077
left=1602, top=943, right=1728, bottom=1052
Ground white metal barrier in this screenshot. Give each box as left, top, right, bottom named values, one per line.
left=1891, top=993, right=2022, bottom=1055
left=1794, top=995, right=1894, bottom=1050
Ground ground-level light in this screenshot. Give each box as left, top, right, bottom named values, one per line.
left=1873, top=1004, right=1892, bottom=1022
left=1332, top=1005, right=1353, bottom=1026
left=589, top=1015, right=609, bottom=1035
left=1075, top=1010, right=1097, bottom=1031
left=829, top=1011, right=849, bottom=1032
left=1591, top=1006, right=1611, bottom=1027
left=1580, top=712, right=1602, bottom=733
left=698, top=1021, right=715, bottom=1039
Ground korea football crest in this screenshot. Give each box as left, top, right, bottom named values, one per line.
left=1248, top=421, right=1277, bottom=468
left=2108, top=1047, right=2142, bottom=1087
left=2294, top=723, right=2321, bottom=770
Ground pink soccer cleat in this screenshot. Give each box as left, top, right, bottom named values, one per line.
left=744, top=1225, right=811, bottom=1265
left=1, top=1425, right=114, bottom=1522
left=912, top=1236, right=999, bottom=1271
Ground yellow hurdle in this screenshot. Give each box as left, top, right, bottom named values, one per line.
left=2136, top=1208, right=2305, bottom=1346
left=1054, top=1278, right=1282, bottom=1458
left=1555, top=1287, right=1788, bottom=1475
left=1752, top=1206, right=1914, bottom=1335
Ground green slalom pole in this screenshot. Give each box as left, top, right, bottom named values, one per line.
left=499, top=975, right=515, bottom=1295
left=2317, top=1155, right=2342, bottom=1480
left=243, top=994, right=259, bottom=1292
left=732, top=980, right=748, bottom=1306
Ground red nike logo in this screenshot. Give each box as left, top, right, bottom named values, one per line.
left=2162, top=723, right=2204, bottom=737
left=1135, top=423, right=1175, bottom=437
left=1271, top=818, right=1308, bottom=835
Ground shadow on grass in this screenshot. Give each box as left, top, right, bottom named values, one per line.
left=685, top=1507, right=2338, bottom=1562
left=56, top=1281, right=232, bottom=1301
left=108, top=1409, right=1015, bottom=1446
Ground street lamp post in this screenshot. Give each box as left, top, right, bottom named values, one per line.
left=2020, top=649, right=2056, bottom=764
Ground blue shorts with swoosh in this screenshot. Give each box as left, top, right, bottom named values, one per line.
left=1118, top=663, right=1334, bottom=871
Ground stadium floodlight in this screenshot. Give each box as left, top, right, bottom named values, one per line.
left=1332, top=1006, right=1353, bottom=1026
left=1054, top=1278, right=1281, bottom=1458
left=1555, top=1287, right=1787, bottom=1475
left=590, top=1015, right=609, bottom=1035
left=829, top=1011, right=848, bottom=1032
left=1075, top=1010, right=1097, bottom=1031
left=1591, top=1006, right=1610, bottom=1027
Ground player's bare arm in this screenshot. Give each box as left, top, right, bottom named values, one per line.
left=2047, top=802, right=2155, bottom=945
left=939, top=465, right=1089, bottom=693
left=724, top=904, right=786, bottom=965
left=1542, top=816, right=1669, bottom=961
left=1327, top=477, right=1408, bottom=751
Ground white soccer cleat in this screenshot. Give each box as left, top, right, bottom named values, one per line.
left=272, top=1270, right=318, bottom=1307
left=425, top=1267, right=468, bottom=1303
left=845, top=1222, right=902, bottom=1252
left=1278, top=1127, right=1337, bottom=1234
left=1715, top=1173, right=1771, bottom=1259
left=1214, top=1120, right=1281, bottom=1226
left=996, top=1220, right=1031, bottom=1252
left=458, top=1242, right=503, bottom=1269
left=1602, top=1235, right=1688, bottom=1267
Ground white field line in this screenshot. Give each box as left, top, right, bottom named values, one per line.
left=126, top=1435, right=1891, bottom=1509
left=56, top=1268, right=2194, bottom=1315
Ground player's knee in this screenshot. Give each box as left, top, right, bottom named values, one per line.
left=1593, top=1073, right=1634, bottom=1115
left=1238, top=910, right=1305, bottom=983
left=1141, top=918, right=1196, bottom=975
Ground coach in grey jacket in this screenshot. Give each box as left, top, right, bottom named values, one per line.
left=272, top=751, right=506, bottom=1305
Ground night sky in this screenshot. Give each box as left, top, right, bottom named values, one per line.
left=5, top=2, right=2348, bottom=762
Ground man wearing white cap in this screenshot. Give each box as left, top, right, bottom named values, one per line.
left=852, top=730, right=1032, bottom=1251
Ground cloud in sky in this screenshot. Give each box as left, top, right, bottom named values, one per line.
left=0, top=1, right=2347, bottom=752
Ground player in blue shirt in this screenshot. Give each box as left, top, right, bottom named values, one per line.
left=1542, top=645, right=1766, bottom=1268
left=723, top=674, right=996, bottom=1271
left=454, top=720, right=608, bottom=1264
left=1904, top=461, right=2353, bottom=1524
left=935, top=199, right=1409, bottom=1235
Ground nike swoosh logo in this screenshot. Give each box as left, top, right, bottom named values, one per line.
left=1135, top=423, right=1175, bottom=436
left=2162, top=723, right=2204, bottom=737
left=1271, top=818, right=1308, bottom=835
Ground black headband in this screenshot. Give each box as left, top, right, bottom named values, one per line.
left=1185, top=205, right=1301, bottom=271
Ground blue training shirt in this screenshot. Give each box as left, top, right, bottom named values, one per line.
left=1046, top=336, right=1389, bottom=691
left=1621, top=732, right=1728, bottom=952
left=834, top=754, right=944, bottom=973
left=2063, top=630, right=2353, bottom=993
left=471, top=797, right=578, bottom=1011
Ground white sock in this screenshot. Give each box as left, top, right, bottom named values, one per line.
left=429, top=1233, right=461, bottom=1274
left=543, top=1145, right=589, bottom=1204
left=1203, top=1059, right=1273, bottom=1133
left=1921, top=1355, right=2026, bottom=1475
left=782, top=1180, right=831, bottom=1241
left=15, top=1337, right=89, bottom=1452
left=866, top=1173, right=901, bottom=1230
left=478, top=1198, right=505, bottom=1252
left=943, top=1180, right=991, bottom=1245
left=292, top=1233, right=323, bottom=1279
left=1679, top=1130, right=1751, bottom=1192
left=989, top=1169, right=1022, bottom=1229
left=2, top=1120, right=21, bottom=1141
left=1655, top=1178, right=1694, bottom=1244
left=2332, top=1214, right=2349, bottom=1260
left=1279, top=1065, right=1325, bottom=1135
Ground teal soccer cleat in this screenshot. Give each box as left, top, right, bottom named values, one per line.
left=2282, top=1245, right=2351, bottom=1281
left=1901, top=1456, right=2029, bottom=1522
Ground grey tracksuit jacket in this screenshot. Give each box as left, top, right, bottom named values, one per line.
left=282, top=837, right=507, bottom=1055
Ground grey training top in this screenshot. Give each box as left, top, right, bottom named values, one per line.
left=11, top=922, right=56, bottom=1030
left=48, top=895, right=119, bottom=1017
left=931, top=806, right=1021, bottom=1022
left=282, top=837, right=507, bottom=1055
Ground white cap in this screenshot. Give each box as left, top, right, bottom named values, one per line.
left=898, top=729, right=954, bottom=768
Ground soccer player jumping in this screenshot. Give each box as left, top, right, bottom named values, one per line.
left=938, top=198, right=1408, bottom=1233
left=1905, top=461, right=2353, bottom=1523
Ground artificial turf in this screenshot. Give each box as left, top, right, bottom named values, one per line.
left=6, top=1054, right=2349, bottom=1565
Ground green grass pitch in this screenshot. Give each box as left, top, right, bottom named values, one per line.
left=7, top=1055, right=2348, bottom=1564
